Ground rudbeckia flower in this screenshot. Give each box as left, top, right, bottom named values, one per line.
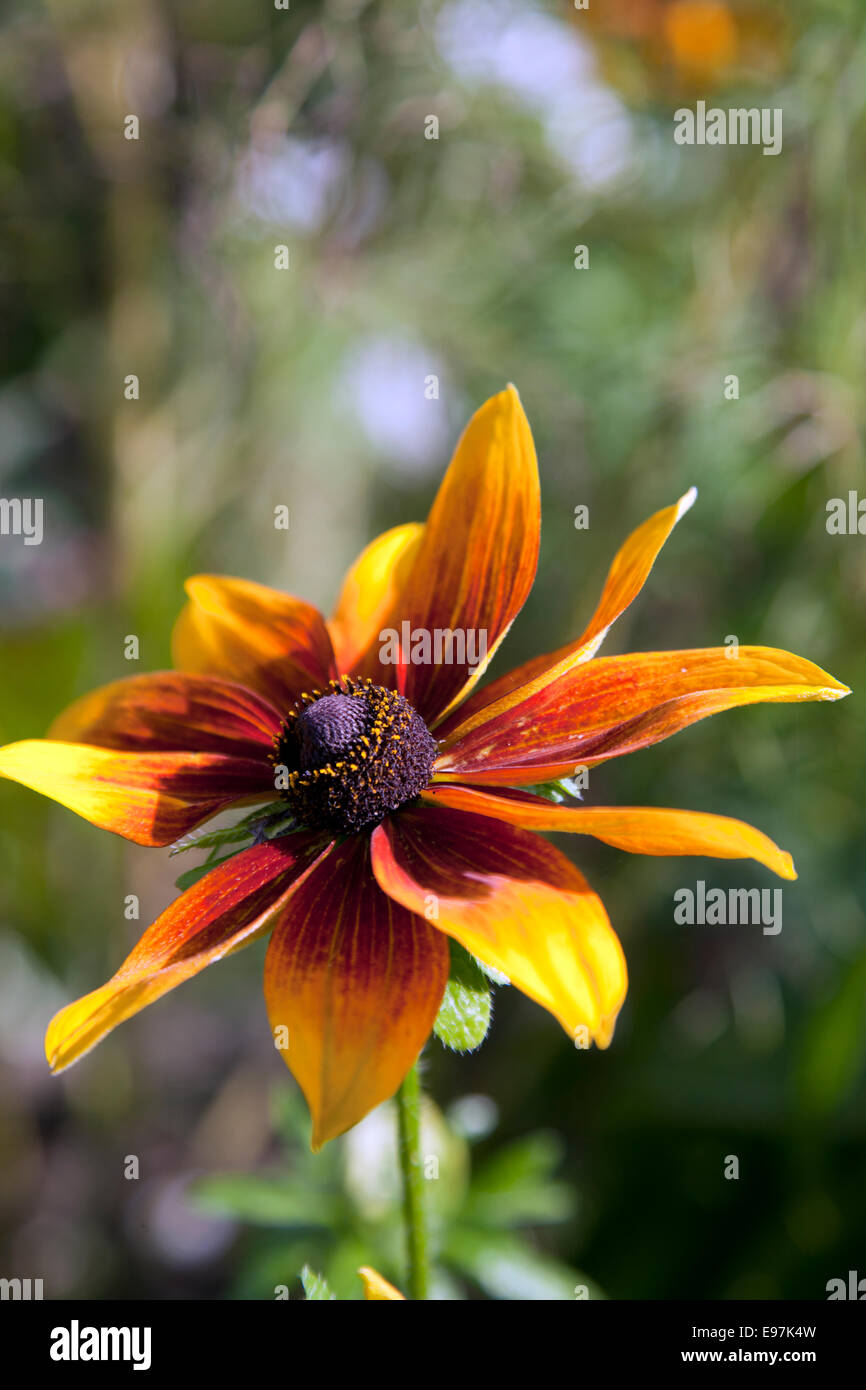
left=0, top=388, right=848, bottom=1147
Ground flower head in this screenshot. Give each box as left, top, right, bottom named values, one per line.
left=0, top=388, right=849, bottom=1147
left=273, top=679, right=438, bottom=833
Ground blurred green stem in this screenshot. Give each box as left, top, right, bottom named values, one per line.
left=396, top=1062, right=428, bottom=1300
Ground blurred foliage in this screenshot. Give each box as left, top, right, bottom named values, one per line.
left=194, top=1085, right=592, bottom=1300
left=0, top=0, right=864, bottom=1299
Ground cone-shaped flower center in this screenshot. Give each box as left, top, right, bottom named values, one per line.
left=272, top=679, right=437, bottom=833
left=296, top=694, right=367, bottom=770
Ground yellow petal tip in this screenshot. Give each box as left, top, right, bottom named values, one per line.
left=358, top=1267, right=406, bottom=1301
left=779, top=852, right=797, bottom=882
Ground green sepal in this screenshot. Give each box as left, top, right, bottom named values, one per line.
left=434, top=940, right=492, bottom=1052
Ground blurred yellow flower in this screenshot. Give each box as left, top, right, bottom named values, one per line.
left=358, top=1267, right=405, bottom=1301
left=576, top=0, right=788, bottom=92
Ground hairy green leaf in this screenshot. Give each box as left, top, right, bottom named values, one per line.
left=434, top=940, right=492, bottom=1052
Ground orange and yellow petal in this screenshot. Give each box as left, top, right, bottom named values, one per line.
left=436, top=646, right=850, bottom=785
left=328, top=523, right=424, bottom=680
left=358, top=1267, right=405, bottom=1301
left=264, top=835, right=449, bottom=1150
left=394, top=386, right=540, bottom=727
left=435, top=488, right=697, bottom=742
left=371, top=805, right=627, bottom=1049
left=421, top=785, right=796, bottom=880
left=172, top=575, right=337, bottom=710
left=48, top=671, right=282, bottom=756
left=46, top=834, right=333, bottom=1072
left=0, top=740, right=273, bottom=846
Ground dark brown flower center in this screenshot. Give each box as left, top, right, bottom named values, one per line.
left=270, top=678, right=437, bottom=834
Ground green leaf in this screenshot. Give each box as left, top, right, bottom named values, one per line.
left=524, top=776, right=584, bottom=804
left=173, top=852, right=243, bottom=891
left=193, top=1174, right=335, bottom=1228
left=473, top=956, right=510, bottom=986
left=300, top=1265, right=337, bottom=1301
left=465, top=1132, right=574, bottom=1226
left=169, top=802, right=291, bottom=856
left=171, top=803, right=306, bottom=890
left=434, top=940, right=492, bottom=1052
left=445, top=1229, right=601, bottom=1301
left=231, top=1239, right=322, bottom=1301
left=797, top=948, right=866, bottom=1116
left=256, top=807, right=306, bottom=841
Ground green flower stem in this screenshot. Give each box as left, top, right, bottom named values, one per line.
left=395, top=1061, right=429, bottom=1300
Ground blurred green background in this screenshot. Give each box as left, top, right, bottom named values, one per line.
left=1, top=0, right=864, bottom=1299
